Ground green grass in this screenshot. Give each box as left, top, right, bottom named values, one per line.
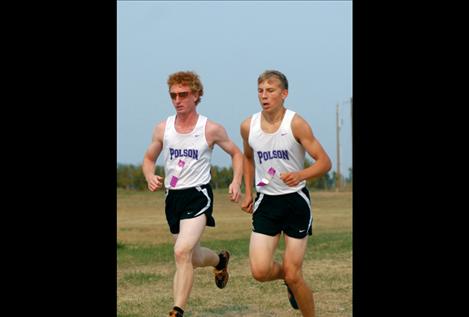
left=121, top=272, right=165, bottom=286
left=118, top=243, right=174, bottom=267
left=117, top=189, right=352, bottom=316
left=117, top=230, right=351, bottom=268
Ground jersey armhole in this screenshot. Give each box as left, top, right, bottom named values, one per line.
left=288, top=112, right=304, bottom=146
left=247, top=114, right=255, bottom=147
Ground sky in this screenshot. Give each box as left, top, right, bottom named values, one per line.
left=117, top=1, right=352, bottom=177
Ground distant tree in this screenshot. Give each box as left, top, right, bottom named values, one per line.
left=117, top=162, right=335, bottom=191
left=210, top=166, right=234, bottom=189
left=210, top=166, right=220, bottom=189
left=132, top=165, right=147, bottom=190
left=330, top=171, right=337, bottom=189
left=219, top=167, right=232, bottom=188
left=346, top=167, right=352, bottom=184
left=117, top=163, right=132, bottom=189
left=303, top=158, right=333, bottom=190
left=117, top=163, right=165, bottom=190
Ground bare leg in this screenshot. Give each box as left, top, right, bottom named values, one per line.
left=283, top=235, right=315, bottom=317
left=249, top=232, right=284, bottom=282
left=191, top=244, right=219, bottom=268
left=171, top=215, right=217, bottom=309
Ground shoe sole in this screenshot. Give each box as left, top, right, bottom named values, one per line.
left=214, top=250, right=230, bottom=289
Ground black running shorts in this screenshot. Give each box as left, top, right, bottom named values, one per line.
left=165, top=183, right=215, bottom=234
left=252, top=187, right=312, bottom=239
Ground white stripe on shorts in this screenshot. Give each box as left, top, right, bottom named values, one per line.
left=297, top=189, right=313, bottom=232
left=253, top=193, right=264, bottom=213
left=195, top=186, right=211, bottom=217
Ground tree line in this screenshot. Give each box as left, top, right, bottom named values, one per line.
left=117, top=161, right=352, bottom=191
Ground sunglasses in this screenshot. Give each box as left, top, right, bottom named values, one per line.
left=169, top=91, right=191, bottom=100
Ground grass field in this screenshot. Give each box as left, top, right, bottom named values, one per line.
left=117, top=188, right=352, bottom=317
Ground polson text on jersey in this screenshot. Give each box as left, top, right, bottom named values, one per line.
left=169, top=148, right=199, bottom=160
left=257, top=150, right=289, bottom=164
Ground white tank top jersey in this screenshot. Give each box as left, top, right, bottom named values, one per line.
left=162, top=114, right=212, bottom=189
left=248, top=109, right=306, bottom=195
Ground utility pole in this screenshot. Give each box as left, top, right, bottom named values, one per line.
left=350, top=96, right=353, bottom=139
left=350, top=96, right=353, bottom=188
left=336, top=103, right=341, bottom=192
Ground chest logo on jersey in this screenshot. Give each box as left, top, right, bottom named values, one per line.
left=169, top=148, right=199, bottom=160
left=257, top=150, right=289, bottom=164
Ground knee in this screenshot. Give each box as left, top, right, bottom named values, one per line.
left=283, top=267, right=302, bottom=286
left=251, top=266, right=271, bottom=282
left=174, top=245, right=192, bottom=264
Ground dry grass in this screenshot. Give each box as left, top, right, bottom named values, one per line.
left=117, top=189, right=352, bottom=317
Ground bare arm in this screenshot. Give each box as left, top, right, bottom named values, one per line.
left=206, top=120, right=243, bottom=202
left=142, top=121, right=165, bottom=191
left=279, top=114, right=332, bottom=187
left=240, top=117, right=255, bottom=213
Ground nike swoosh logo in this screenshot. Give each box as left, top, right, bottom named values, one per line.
left=281, top=132, right=288, bottom=136
left=299, top=229, right=306, bottom=233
